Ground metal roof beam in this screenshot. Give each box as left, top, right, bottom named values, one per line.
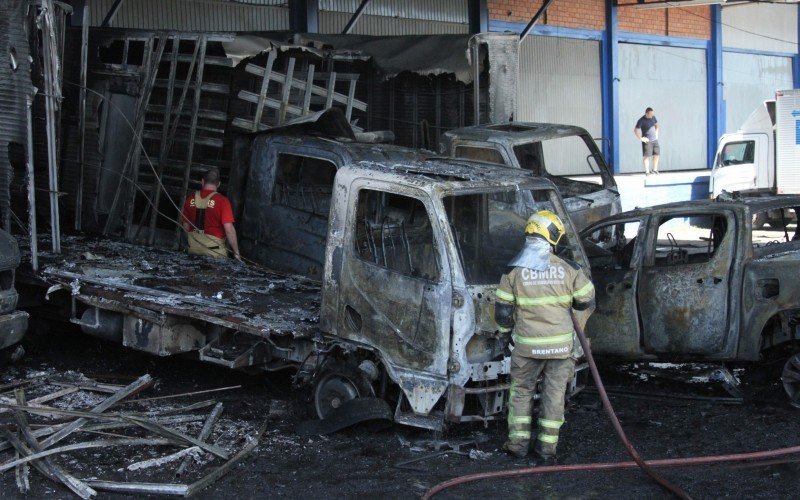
left=342, top=0, right=374, bottom=35
left=520, top=0, right=555, bottom=40
left=290, top=0, right=319, bottom=33
left=100, top=0, right=125, bottom=28
left=468, top=0, right=488, bottom=34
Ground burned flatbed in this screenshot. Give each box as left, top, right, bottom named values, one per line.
left=23, top=236, right=321, bottom=340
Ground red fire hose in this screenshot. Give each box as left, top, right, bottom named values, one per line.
left=422, top=313, right=800, bottom=499
left=421, top=445, right=800, bottom=499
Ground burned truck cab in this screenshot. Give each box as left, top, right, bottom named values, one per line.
left=231, top=121, right=591, bottom=429
left=317, top=162, right=588, bottom=428
left=0, top=229, right=28, bottom=352
left=441, top=122, right=621, bottom=230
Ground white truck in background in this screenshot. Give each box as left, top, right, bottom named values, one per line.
left=710, top=89, right=800, bottom=227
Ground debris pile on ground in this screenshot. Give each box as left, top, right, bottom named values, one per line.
left=393, top=434, right=493, bottom=470
left=0, top=367, right=264, bottom=498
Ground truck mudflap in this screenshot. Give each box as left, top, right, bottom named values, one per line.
left=0, top=310, right=28, bottom=350
left=444, top=361, right=588, bottom=424
left=296, top=397, right=394, bottom=436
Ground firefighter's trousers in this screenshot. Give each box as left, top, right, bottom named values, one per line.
left=507, top=349, right=575, bottom=457
left=187, top=232, right=228, bottom=259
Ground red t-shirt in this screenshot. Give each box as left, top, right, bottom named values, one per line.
left=182, top=189, right=235, bottom=240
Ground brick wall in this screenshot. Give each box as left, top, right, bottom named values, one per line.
left=488, top=1, right=711, bottom=39
left=666, top=6, right=711, bottom=39
left=488, top=0, right=605, bottom=31
left=618, top=4, right=711, bottom=39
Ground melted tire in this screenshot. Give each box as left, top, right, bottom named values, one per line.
left=781, top=353, right=800, bottom=409
left=308, top=361, right=374, bottom=420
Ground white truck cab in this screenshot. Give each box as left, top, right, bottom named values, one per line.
left=711, top=89, right=800, bottom=200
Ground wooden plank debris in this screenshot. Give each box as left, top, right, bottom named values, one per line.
left=0, top=372, right=256, bottom=498
left=175, top=402, right=224, bottom=476
left=14, top=450, right=29, bottom=493
left=125, top=385, right=241, bottom=403
left=85, top=420, right=267, bottom=497
left=11, top=390, right=97, bottom=499
left=0, top=387, right=79, bottom=414
left=185, top=420, right=267, bottom=496
left=0, top=438, right=176, bottom=473
left=40, top=374, right=154, bottom=449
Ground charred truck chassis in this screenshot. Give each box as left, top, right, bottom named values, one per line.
left=34, top=136, right=591, bottom=430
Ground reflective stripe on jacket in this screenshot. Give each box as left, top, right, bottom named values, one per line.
left=495, top=254, right=595, bottom=359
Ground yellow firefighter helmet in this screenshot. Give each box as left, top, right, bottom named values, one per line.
left=525, top=210, right=565, bottom=245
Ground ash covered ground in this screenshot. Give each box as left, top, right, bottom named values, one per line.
left=1, top=324, right=798, bottom=499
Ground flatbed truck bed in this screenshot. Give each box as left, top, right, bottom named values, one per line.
left=20, top=236, right=320, bottom=341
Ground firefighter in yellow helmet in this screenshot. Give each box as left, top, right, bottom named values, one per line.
left=495, top=210, right=595, bottom=463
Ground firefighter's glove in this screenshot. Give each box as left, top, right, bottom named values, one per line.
left=494, top=302, right=515, bottom=333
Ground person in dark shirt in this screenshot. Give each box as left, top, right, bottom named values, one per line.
left=634, top=107, right=660, bottom=175
left=181, top=167, right=241, bottom=260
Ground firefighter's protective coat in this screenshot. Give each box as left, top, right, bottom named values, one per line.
left=496, top=254, right=595, bottom=359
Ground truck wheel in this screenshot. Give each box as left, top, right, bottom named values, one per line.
left=311, top=362, right=374, bottom=420
left=767, top=219, right=788, bottom=230
left=781, top=353, right=800, bottom=409
left=752, top=213, right=766, bottom=230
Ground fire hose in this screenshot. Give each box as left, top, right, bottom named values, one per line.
left=422, top=313, right=800, bottom=499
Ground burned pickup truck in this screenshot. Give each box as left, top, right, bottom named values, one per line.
left=35, top=128, right=591, bottom=430
left=0, top=229, right=28, bottom=356
left=440, top=122, right=621, bottom=230
left=579, top=196, right=800, bottom=405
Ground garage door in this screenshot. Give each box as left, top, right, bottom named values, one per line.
left=518, top=35, right=603, bottom=175
left=619, top=43, right=708, bottom=173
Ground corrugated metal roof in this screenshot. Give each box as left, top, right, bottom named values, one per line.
left=320, top=0, right=468, bottom=23
left=319, top=12, right=468, bottom=35
left=0, top=0, right=32, bottom=231
left=90, top=0, right=290, bottom=31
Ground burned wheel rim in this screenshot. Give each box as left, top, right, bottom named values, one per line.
left=313, top=372, right=361, bottom=419
left=782, top=353, right=800, bottom=409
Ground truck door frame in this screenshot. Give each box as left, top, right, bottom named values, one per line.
left=637, top=209, right=737, bottom=357
left=333, top=176, right=453, bottom=413
left=581, top=217, right=647, bottom=356
left=714, top=134, right=769, bottom=194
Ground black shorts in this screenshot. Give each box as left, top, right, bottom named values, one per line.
left=642, top=140, right=660, bottom=157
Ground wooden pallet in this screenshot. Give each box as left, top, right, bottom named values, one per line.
left=232, top=52, right=367, bottom=132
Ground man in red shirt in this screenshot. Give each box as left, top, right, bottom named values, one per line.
left=181, top=168, right=241, bottom=260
